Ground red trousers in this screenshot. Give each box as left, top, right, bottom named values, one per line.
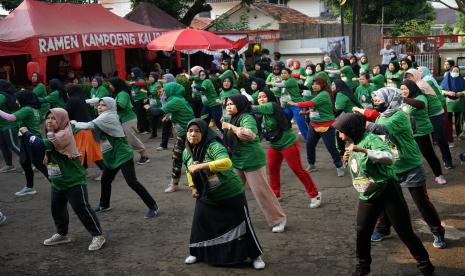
left=267, top=141, right=318, bottom=198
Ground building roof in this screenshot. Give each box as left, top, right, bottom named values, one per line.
left=124, top=2, right=185, bottom=29
left=434, top=8, right=457, bottom=25
left=191, top=17, right=213, bottom=29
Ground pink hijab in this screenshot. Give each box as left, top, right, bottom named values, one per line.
left=406, top=69, right=436, bottom=96
left=46, top=108, right=81, bottom=159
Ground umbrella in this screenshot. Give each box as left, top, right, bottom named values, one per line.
left=147, top=28, right=233, bottom=71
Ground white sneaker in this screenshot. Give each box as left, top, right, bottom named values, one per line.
left=306, top=164, right=317, bottom=172
left=88, top=235, right=106, bottom=251
left=43, top=233, right=71, bottom=246
left=185, top=255, right=197, bottom=264
left=336, top=166, right=345, bottom=177
left=94, top=174, right=102, bottom=181
left=0, top=212, right=6, bottom=226
left=253, top=256, right=266, bottom=270
left=272, top=219, right=287, bottom=233
left=14, top=187, right=37, bottom=196
left=0, top=165, right=16, bottom=173
left=309, top=192, right=322, bottom=209
left=156, top=146, right=167, bottom=151
left=435, top=175, right=447, bottom=185
left=164, top=184, right=179, bottom=193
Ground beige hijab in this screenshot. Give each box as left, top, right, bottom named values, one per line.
left=46, top=108, right=81, bottom=159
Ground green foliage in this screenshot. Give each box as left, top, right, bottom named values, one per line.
left=456, top=12, right=465, bottom=32
left=443, top=24, right=454, bottom=35
left=0, top=0, right=95, bottom=11
left=391, top=19, right=432, bottom=36
left=175, top=75, right=194, bottom=101
left=325, top=0, right=435, bottom=25
left=211, top=14, right=250, bottom=31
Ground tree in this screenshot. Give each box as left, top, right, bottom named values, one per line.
left=325, top=0, right=435, bottom=25
left=130, top=0, right=254, bottom=26
left=0, top=0, right=96, bottom=11
left=431, top=0, right=465, bottom=15
left=391, top=19, right=432, bottom=36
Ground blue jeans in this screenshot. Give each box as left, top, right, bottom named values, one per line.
left=306, top=125, right=342, bottom=168
left=283, top=106, right=308, bottom=139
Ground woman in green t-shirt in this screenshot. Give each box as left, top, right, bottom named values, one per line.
left=385, top=61, right=402, bottom=88
left=0, top=90, right=49, bottom=196
left=400, top=80, right=446, bottom=184
left=130, top=67, right=150, bottom=134
left=182, top=119, right=265, bottom=269
left=325, top=58, right=357, bottom=90
left=333, top=113, right=435, bottom=276
left=440, top=66, right=465, bottom=138
left=192, top=70, right=222, bottom=130
left=36, top=108, right=105, bottom=251
left=45, top=79, right=68, bottom=109
left=218, top=59, right=238, bottom=88
left=370, top=65, right=385, bottom=90
left=358, top=55, right=370, bottom=74
left=265, top=64, right=284, bottom=98
left=222, top=94, right=287, bottom=233
left=72, top=97, right=159, bottom=218
left=0, top=80, right=20, bottom=172
left=146, top=72, right=163, bottom=138
left=354, top=73, right=374, bottom=109
left=253, top=90, right=321, bottom=208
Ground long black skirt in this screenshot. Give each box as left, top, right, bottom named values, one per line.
left=189, top=192, right=263, bottom=266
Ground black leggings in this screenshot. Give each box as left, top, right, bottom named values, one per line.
left=414, top=134, right=442, bottom=177
left=447, top=111, right=463, bottom=137
left=19, top=137, right=49, bottom=188
left=99, top=159, right=157, bottom=210
left=356, top=182, right=434, bottom=275
left=160, top=120, right=172, bottom=149
left=430, top=114, right=452, bottom=166
left=52, top=185, right=102, bottom=237
left=134, top=100, right=150, bottom=133
left=375, top=185, right=444, bottom=237
left=0, top=128, right=20, bottom=166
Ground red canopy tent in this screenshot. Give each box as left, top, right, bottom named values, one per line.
left=0, top=0, right=166, bottom=80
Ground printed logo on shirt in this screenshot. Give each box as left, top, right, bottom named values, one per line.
left=101, top=141, right=113, bottom=153
left=47, top=163, right=62, bottom=177
left=378, top=135, right=399, bottom=160
left=349, top=153, right=379, bottom=193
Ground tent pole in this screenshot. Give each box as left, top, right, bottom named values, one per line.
left=188, top=53, right=191, bottom=73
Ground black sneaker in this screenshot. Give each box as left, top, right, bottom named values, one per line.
left=137, top=156, right=150, bottom=165
left=92, top=205, right=112, bottom=213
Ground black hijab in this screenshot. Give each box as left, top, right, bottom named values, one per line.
left=333, top=113, right=367, bottom=144
left=250, top=76, right=266, bottom=92
left=185, top=119, right=224, bottom=197
left=333, top=79, right=362, bottom=108
left=49, top=78, right=68, bottom=102
left=388, top=61, right=400, bottom=74
left=224, top=94, right=251, bottom=154
left=65, top=85, right=92, bottom=122
left=16, top=90, right=40, bottom=109
left=109, top=77, right=130, bottom=96
left=260, top=90, right=291, bottom=131
left=221, top=76, right=234, bottom=91
left=0, top=80, right=17, bottom=111
left=401, top=80, right=422, bottom=99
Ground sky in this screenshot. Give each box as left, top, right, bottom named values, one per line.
left=432, top=0, right=458, bottom=8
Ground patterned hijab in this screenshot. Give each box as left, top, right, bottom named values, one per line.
left=371, top=88, right=403, bottom=118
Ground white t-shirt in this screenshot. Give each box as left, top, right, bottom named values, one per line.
left=380, top=48, right=395, bottom=65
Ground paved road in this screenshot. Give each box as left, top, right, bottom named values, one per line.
left=1, top=134, right=465, bottom=275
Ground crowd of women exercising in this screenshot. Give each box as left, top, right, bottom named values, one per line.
left=0, top=48, right=461, bottom=275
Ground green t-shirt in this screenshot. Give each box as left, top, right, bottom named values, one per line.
left=284, top=77, right=302, bottom=103
left=256, top=103, right=298, bottom=150
left=304, top=74, right=315, bottom=90
left=324, top=62, right=339, bottom=81
left=315, top=71, right=331, bottom=86
left=44, top=139, right=87, bottom=190
left=375, top=111, right=422, bottom=174
left=90, top=85, right=110, bottom=100
left=219, top=69, right=237, bottom=88
left=231, top=114, right=266, bottom=172
left=131, top=79, right=149, bottom=101
left=198, top=79, right=219, bottom=107
left=335, top=92, right=356, bottom=113
left=115, top=91, right=137, bottom=123
left=147, top=81, right=162, bottom=108
left=0, top=94, right=18, bottom=130
left=32, top=83, right=47, bottom=98
left=183, top=141, right=244, bottom=203
left=371, top=74, right=385, bottom=91
left=401, top=95, right=433, bottom=137
left=161, top=97, right=194, bottom=138
left=427, top=80, right=445, bottom=106
left=340, top=66, right=357, bottom=89
left=219, top=88, right=239, bottom=101
left=266, top=73, right=282, bottom=98
left=309, top=91, right=335, bottom=123
left=359, top=62, right=370, bottom=74
left=355, top=85, right=374, bottom=109
left=445, top=94, right=465, bottom=113
left=425, top=94, right=443, bottom=117
left=385, top=71, right=402, bottom=88
left=45, top=90, right=65, bottom=108
left=99, top=132, right=133, bottom=170
left=349, top=132, right=396, bottom=201
left=14, top=106, right=42, bottom=136
left=292, top=68, right=305, bottom=78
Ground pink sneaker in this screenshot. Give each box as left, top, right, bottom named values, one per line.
left=435, top=175, right=447, bottom=185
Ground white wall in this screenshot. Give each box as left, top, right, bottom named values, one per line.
left=287, top=0, right=322, bottom=18
left=227, top=6, right=279, bottom=30
left=99, top=0, right=132, bottom=17
left=209, top=1, right=241, bottom=19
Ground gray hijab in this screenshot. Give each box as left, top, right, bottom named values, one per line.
left=92, top=97, right=126, bottom=137
left=163, top=73, right=176, bottom=83
left=371, top=88, right=403, bottom=118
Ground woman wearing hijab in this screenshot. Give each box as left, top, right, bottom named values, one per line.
left=71, top=97, right=159, bottom=218
left=219, top=76, right=240, bottom=102
left=0, top=90, right=50, bottom=196
left=272, top=68, right=308, bottom=139
left=315, top=63, right=331, bottom=85
left=405, top=69, right=453, bottom=169
left=0, top=80, right=20, bottom=173
left=218, top=60, right=237, bottom=88
left=253, top=90, right=321, bottom=208
left=354, top=73, right=374, bottom=109
left=358, top=55, right=370, bottom=74
left=441, top=66, right=465, bottom=139
left=370, top=65, right=385, bottom=90
left=86, top=76, right=110, bottom=114
left=249, top=77, right=267, bottom=104
left=350, top=55, right=361, bottom=76
left=333, top=113, right=435, bottom=276
left=65, top=85, right=104, bottom=177
left=400, top=80, right=447, bottom=185
left=23, top=108, right=105, bottom=251
left=30, top=72, right=51, bottom=121
left=419, top=66, right=454, bottom=146
left=289, top=77, right=345, bottom=177
left=146, top=72, right=162, bottom=138
left=45, top=79, right=68, bottom=108
left=385, top=61, right=402, bottom=88
left=108, top=77, right=150, bottom=165
left=399, top=57, right=413, bottom=74
left=366, top=88, right=446, bottom=249
left=192, top=70, right=222, bottom=131
left=333, top=79, right=362, bottom=114
left=326, top=58, right=357, bottom=90
left=130, top=67, right=150, bottom=134
left=222, top=94, right=287, bottom=233
left=265, top=64, right=284, bottom=99
left=182, top=119, right=265, bottom=269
